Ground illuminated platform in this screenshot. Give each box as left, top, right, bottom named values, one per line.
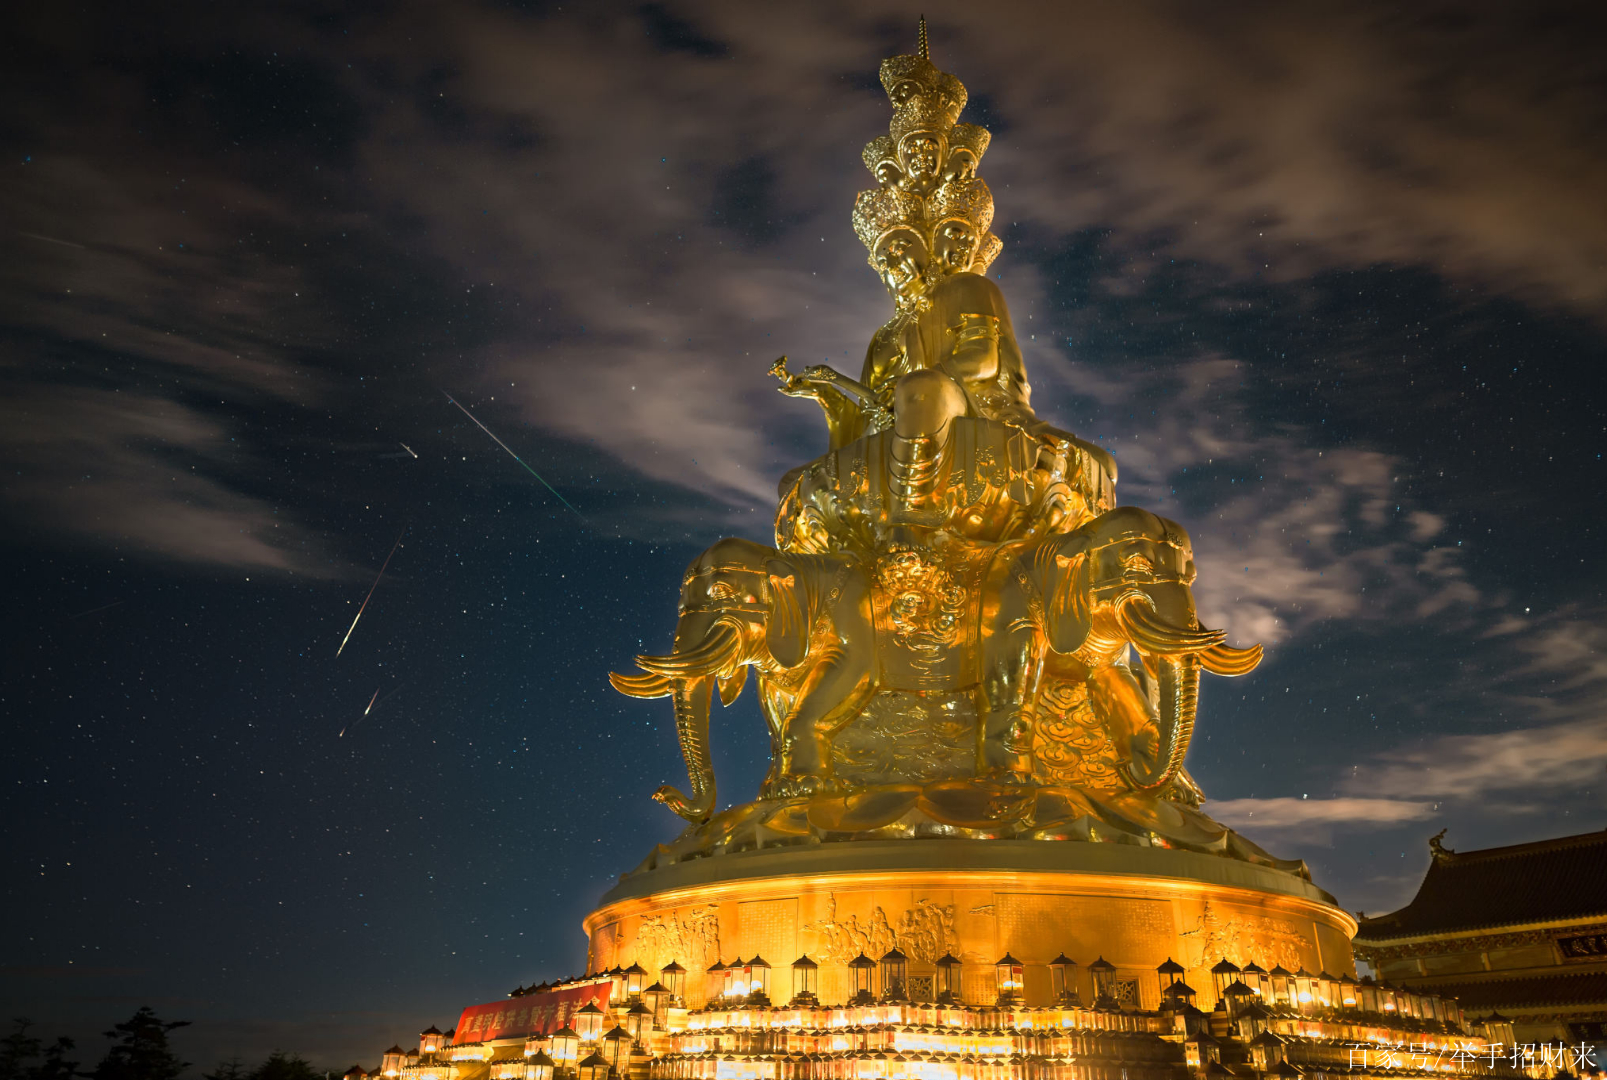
left=586, top=841, right=1353, bottom=1014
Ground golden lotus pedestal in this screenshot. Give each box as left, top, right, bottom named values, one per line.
left=585, top=839, right=1356, bottom=1011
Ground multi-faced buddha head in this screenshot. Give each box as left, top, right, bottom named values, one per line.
left=897, top=131, right=946, bottom=192
left=943, top=123, right=991, bottom=184
left=931, top=217, right=979, bottom=275
left=873, top=226, right=931, bottom=308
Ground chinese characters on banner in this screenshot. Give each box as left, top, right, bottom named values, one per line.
left=453, top=982, right=613, bottom=1043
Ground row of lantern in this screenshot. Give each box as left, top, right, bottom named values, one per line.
left=648, top=1050, right=1180, bottom=1080
left=691, top=953, right=1133, bottom=1010
left=668, top=1027, right=1177, bottom=1063
left=1178, top=959, right=1466, bottom=1027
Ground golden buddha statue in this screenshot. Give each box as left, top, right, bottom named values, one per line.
left=611, top=26, right=1283, bottom=877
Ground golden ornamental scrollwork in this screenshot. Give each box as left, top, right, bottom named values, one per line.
left=609, top=25, right=1295, bottom=879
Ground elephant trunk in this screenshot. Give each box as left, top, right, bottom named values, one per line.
left=654, top=673, right=717, bottom=823
left=1123, top=653, right=1199, bottom=792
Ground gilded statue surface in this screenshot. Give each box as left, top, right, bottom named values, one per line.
left=610, top=29, right=1299, bottom=878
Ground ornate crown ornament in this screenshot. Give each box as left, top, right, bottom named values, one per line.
left=928, top=176, right=994, bottom=236
left=854, top=19, right=1005, bottom=279
left=852, top=186, right=925, bottom=255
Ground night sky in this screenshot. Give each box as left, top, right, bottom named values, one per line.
left=4, top=0, right=1606, bottom=1071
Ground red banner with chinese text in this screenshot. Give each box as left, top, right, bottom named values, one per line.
left=453, top=982, right=612, bottom=1044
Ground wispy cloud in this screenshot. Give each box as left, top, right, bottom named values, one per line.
left=0, top=386, right=325, bottom=573
left=1348, top=717, right=1607, bottom=801
left=1210, top=796, right=1436, bottom=831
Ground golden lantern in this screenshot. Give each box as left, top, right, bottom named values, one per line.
left=382, top=1046, right=405, bottom=1077
left=1162, top=980, right=1197, bottom=1010
left=601, top=1028, right=631, bottom=1072
left=879, top=950, right=908, bottom=1003
left=705, top=960, right=727, bottom=1002
left=1316, top=972, right=1339, bottom=1010
left=994, top=954, right=1024, bottom=1006
left=576, top=1002, right=606, bottom=1043
left=1336, top=974, right=1358, bottom=1009
left=1292, top=969, right=1315, bottom=1011
left=1050, top=954, right=1081, bottom=1006
left=1240, top=962, right=1267, bottom=999
left=576, top=1052, right=609, bottom=1080
left=791, top=955, right=819, bottom=1006
left=625, top=1002, right=653, bottom=1045
left=1087, top=957, right=1117, bottom=1008
left=661, top=961, right=687, bottom=1004
left=549, top=1027, right=581, bottom=1067
left=605, top=967, right=627, bottom=1003
left=624, top=963, right=648, bottom=1000
left=1208, top=959, right=1240, bottom=1003
left=1267, top=966, right=1294, bottom=1007
left=1222, top=980, right=1255, bottom=1020
left=1249, top=1031, right=1286, bottom=1072
left=525, top=1051, right=555, bottom=1080
left=419, top=1027, right=445, bottom=1057
left=1183, top=1031, right=1219, bottom=1070
left=641, top=983, right=670, bottom=1028
left=935, top=954, right=962, bottom=1006
left=1154, top=958, right=1183, bottom=1004
left=747, top=956, right=772, bottom=1004
left=849, top=954, right=877, bottom=1006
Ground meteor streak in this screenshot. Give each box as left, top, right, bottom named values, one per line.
left=400, top=443, right=418, bottom=458
left=335, top=528, right=406, bottom=657
left=363, top=688, right=380, bottom=715
left=443, top=392, right=585, bottom=523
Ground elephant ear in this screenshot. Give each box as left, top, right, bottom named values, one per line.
left=1044, top=549, right=1093, bottom=655
left=764, top=558, right=811, bottom=669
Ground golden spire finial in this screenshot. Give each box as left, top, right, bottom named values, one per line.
left=917, top=15, right=929, bottom=61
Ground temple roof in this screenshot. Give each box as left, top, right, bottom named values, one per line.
left=1419, top=971, right=1607, bottom=1010
left=1355, top=828, right=1607, bottom=941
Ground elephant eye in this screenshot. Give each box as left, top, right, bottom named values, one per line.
left=1123, top=554, right=1154, bottom=575
left=709, top=581, right=737, bottom=600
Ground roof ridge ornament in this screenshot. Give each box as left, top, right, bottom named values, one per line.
left=1428, top=828, right=1456, bottom=864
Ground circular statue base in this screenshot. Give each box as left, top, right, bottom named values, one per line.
left=585, top=839, right=1356, bottom=1011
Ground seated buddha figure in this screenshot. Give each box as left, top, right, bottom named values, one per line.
left=773, top=51, right=1114, bottom=559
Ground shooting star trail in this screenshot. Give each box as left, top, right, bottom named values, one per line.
left=400, top=443, right=418, bottom=458
left=335, top=528, right=406, bottom=657
left=340, top=688, right=382, bottom=738
left=68, top=600, right=124, bottom=620
left=19, top=231, right=87, bottom=250
left=443, top=392, right=586, bottom=523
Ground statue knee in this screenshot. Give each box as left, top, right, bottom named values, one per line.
left=893, top=369, right=966, bottom=438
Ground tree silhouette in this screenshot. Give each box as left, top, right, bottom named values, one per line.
left=1, top=1019, right=77, bottom=1080
left=247, top=1052, right=321, bottom=1080
left=91, top=1008, right=190, bottom=1080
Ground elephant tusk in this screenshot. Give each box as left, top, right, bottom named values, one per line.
left=717, top=666, right=749, bottom=707
left=1116, top=595, right=1226, bottom=654
left=609, top=670, right=675, bottom=698
left=636, top=618, right=743, bottom=677
left=1199, top=641, right=1264, bottom=676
